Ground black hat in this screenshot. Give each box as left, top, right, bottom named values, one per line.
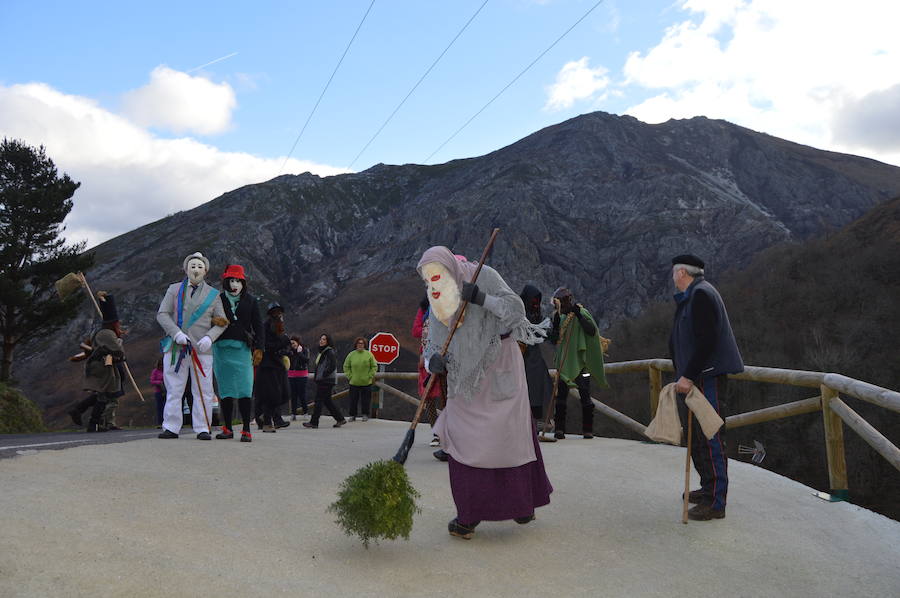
left=672, top=254, right=705, bottom=269
left=99, top=294, right=119, bottom=324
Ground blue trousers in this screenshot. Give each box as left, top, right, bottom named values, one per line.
left=679, top=376, right=729, bottom=510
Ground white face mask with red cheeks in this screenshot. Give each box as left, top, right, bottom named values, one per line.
left=421, top=262, right=460, bottom=326
left=228, top=279, right=244, bottom=295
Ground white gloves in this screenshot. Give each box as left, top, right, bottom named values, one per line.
left=173, top=331, right=189, bottom=345
left=196, top=336, right=212, bottom=352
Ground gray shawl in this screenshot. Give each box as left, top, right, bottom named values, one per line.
left=417, top=246, right=545, bottom=401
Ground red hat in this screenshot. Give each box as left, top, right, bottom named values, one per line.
left=221, top=264, right=246, bottom=280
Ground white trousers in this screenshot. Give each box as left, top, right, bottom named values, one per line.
left=162, top=349, right=214, bottom=435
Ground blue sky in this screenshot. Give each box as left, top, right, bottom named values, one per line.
left=2, top=0, right=899, bottom=246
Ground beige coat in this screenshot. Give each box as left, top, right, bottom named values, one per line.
left=157, top=280, right=227, bottom=350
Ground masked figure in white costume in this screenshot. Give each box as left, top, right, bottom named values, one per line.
left=156, top=252, right=227, bottom=440
left=418, top=246, right=553, bottom=540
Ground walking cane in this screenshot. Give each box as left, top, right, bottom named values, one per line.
left=540, top=313, right=575, bottom=442
left=392, top=228, right=500, bottom=464
left=77, top=272, right=146, bottom=403
left=682, top=409, right=693, bottom=524
left=189, top=347, right=212, bottom=433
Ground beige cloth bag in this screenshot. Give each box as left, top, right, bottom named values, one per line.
left=684, top=385, right=725, bottom=439
left=645, top=383, right=725, bottom=445
left=645, top=384, right=682, bottom=445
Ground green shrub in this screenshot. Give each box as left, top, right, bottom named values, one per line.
left=0, top=383, right=47, bottom=434
left=328, top=459, right=421, bottom=548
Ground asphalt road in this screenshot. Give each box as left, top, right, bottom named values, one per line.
left=0, top=429, right=159, bottom=460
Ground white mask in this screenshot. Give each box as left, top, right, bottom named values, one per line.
left=186, top=258, right=207, bottom=285
left=421, top=262, right=460, bottom=327
left=228, top=279, right=244, bottom=295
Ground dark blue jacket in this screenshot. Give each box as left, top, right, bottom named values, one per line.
left=669, top=277, right=743, bottom=381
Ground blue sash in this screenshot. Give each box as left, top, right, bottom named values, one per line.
left=160, top=282, right=220, bottom=354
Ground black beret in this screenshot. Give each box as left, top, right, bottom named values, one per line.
left=672, top=254, right=705, bottom=269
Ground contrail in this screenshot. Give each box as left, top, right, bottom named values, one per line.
left=187, top=52, right=238, bottom=73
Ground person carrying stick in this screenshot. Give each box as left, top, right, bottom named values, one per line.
left=156, top=252, right=227, bottom=440
left=419, top=245, right=552, bottom=540
left=669, top=254, right=744, bottom=521
left=548, top=287, right=608, bottom=440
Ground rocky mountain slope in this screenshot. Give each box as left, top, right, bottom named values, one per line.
left=13, top=110, right=900, bottom=426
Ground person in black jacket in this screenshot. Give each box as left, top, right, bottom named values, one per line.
left=669, top=254, right=744, bottom=521
left=302, top=333, right=346, bottom=429
left=254, top=302, right=292, bottom=433
left=287, top=336, right=311, bottom=420
left=213, top=265, right=264, bottom=442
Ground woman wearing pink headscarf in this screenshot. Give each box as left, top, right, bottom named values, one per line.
left=417, top=246, right=552, bottom=540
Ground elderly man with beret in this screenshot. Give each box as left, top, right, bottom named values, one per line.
left=669, top=254, right=744, bottom=520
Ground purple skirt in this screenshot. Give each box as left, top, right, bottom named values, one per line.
left=448, top=427, right=553, bottom=523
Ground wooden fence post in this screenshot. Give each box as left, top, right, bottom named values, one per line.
left=821, top=384, right=849, bottom=500
left=648, top=366, right=662, bottom=420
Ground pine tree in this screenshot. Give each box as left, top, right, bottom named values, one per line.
left=0, top=138, right=94, bottom=382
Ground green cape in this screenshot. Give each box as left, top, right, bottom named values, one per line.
left=554, top=308, right=608, bottom=388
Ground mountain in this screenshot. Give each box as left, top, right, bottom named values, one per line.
left=13, top=111, right=900, bottom=428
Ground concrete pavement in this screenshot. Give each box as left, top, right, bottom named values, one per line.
left=1, top=418, right=898, bottom=597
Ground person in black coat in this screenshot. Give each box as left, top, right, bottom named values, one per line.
left=519, top=285, right=553, bottom=426
left=254, top=303, right=292, bottom=432
left=302, top=333, right=347, bottom=429
left=669, top=254, right=744, bottom=521
left=287, top=336, right=311, bottom=419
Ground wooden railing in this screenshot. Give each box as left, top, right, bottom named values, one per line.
left=351, top=364, right=900, bottom=501
left=579, top=359, right=900, bottom=500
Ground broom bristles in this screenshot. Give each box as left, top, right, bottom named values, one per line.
left=54, top=272, right=83, bottom=299
left=329, top=459, right=421, bottom=548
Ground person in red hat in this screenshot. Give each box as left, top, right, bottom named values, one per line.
left=213, top=264, right=264, bottom=442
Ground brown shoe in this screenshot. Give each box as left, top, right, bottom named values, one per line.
left=687, top=504, right=725, bottom=521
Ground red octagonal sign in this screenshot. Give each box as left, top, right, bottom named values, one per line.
left=369, top=331, right=400, bottom=365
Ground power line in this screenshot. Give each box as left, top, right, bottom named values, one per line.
left=279, top=0, right=376, bottom=175
left=347, top=0, right=490, bottom=170
left=424, top=0, right=606, bottom=164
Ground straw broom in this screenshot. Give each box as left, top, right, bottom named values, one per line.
left=329, top=229, right=500, bottom=548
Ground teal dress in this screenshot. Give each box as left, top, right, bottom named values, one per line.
left=213, top=293, right=254, bottom=398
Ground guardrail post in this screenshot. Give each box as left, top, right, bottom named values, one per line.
left=821, top=384, right=849, bottom=501
left=648, top=366, right=661, bottom=419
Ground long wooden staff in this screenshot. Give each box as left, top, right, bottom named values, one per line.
left=540, top=312, right=575, bottom=442
left=392, top=228, right=500, bottom=464
left=682, top=409, right=693, bottom=524
left=189, top=348, right=212, bottom=433
left=78, top=272, right=146, bottom=402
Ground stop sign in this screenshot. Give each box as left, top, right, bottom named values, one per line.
left=369, top=332, right=400, bottom=365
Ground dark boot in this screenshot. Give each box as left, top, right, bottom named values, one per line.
left=69, top=395, right=97, bottom=426
left=86, top=400, right=105, bottom=433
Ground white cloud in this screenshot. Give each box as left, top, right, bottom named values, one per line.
left=544, top=57, right=610, bottom=111
left=621, top=0, right=900, bottom=167
left=122, top=66, right=237, bottom=135
left=0, top=82, right=349, bottom=248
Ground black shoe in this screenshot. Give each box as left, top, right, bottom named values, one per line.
left=433, top=449, right=449, bottom=462
left=158, top=430, right=179, bottom=439
left=448, top=518, right=479, bottom=539
left=688, top=504, right=726, bottom=521
left=86, top=423, right=98, bottom=433
left=683, top=489, right=711, bottom=505
left=514, top=514, right=535, bottom=524
left=106, top=425, right=122, bottom=431
left=333, top=420, right=346, bottom=428
left=197, top=432, right=211, bottom=440
left=582, top=432, right=594, bottom=439
left=215, top=428, right=234, bottom=439
left=275, top=420, right=291, bottom=429
left=302, top=422, right=318, bottom=429
left=68, top=410, right=83, bottom=426
left=554, top=431, right=565, bottom=440
left=240, top=430, right=252, bottom=442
